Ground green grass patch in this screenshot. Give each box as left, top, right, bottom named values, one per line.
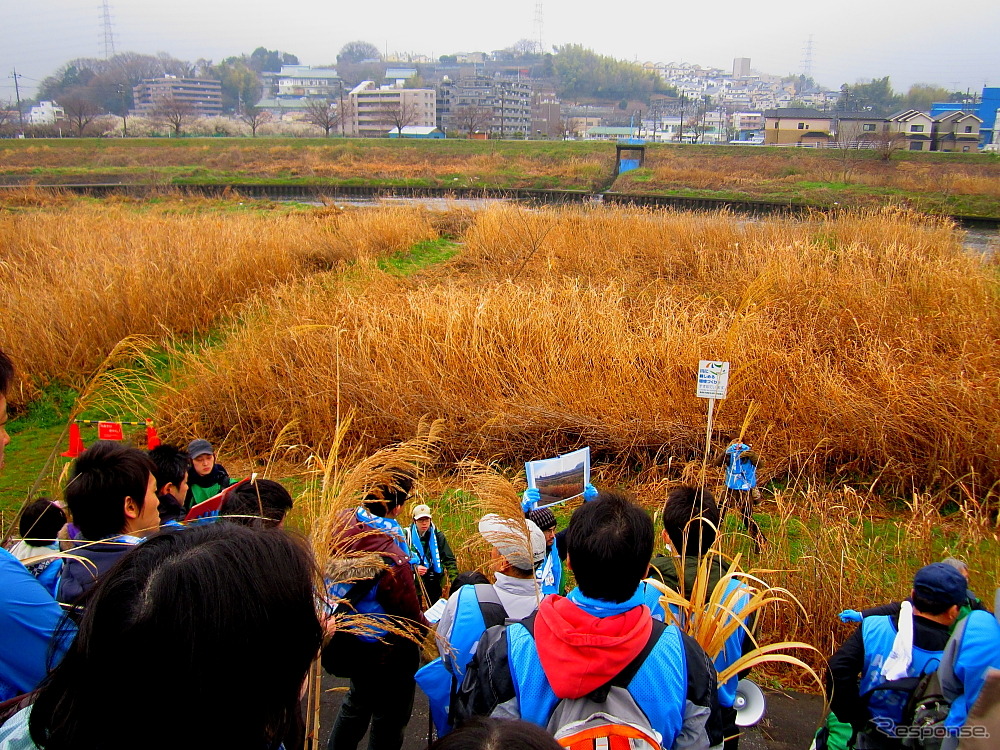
left=377, top=238, right=460, bottom=276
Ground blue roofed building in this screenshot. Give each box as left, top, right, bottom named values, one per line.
left=930, top=87, right=1000, bottom=149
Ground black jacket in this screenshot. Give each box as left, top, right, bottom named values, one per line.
left=827, top=612, right=952, bottom=734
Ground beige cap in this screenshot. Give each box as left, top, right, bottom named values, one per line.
left=478, top=514, right=546, bottom=572
left=411, top=504, right=432, bottom=520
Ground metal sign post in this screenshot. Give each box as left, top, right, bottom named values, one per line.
left=696, top=360, right=731, bottom=465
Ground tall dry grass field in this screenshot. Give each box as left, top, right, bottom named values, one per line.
left=0, top=195, right=437, bottom=400
left=157, top=204, right=1000, bottom=500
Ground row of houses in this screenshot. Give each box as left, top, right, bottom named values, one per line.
left=764, top=107, right=984, bottom=152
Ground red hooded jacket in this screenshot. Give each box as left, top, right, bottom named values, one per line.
left=532, top=594, right=653, bottom=698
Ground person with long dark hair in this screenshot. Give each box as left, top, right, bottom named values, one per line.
left=0, top=522, right=323, bottom=749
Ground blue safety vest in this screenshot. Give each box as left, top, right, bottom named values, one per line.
left=724, top=443, right=757, bottom=491
left=860, top=615, right=944, bottom=730
left=535, top=540, right=562, bottom=597
left=506, top=617, right=688, bottom=748
left=415, top=584, right=508, bottom=735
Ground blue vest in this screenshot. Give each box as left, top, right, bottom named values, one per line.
left=506, top=618, right=688, bottom=748
left=724, top=444, right=757, bottom=491
left=535, top=541, right=562, bottom=597
left=860, top=615, right=944, bottom=729
left=444, top=584, right=506, bottom=679
left=415, top=584, right=508, bottom=736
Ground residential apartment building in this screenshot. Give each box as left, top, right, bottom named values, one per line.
left=275, top=65, right=341, bottom=99
left=347, top=81, right=436, bottom=137
left=131, top=76, right=223, bottom=117
left=28, top=101, right=65, bottom=125
left=531, top=86, right=563, bottom=138
left=437, top=74, right=531, bottom=137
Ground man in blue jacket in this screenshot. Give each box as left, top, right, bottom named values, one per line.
left=0, top=347, right=75, bottom=701
left=455, top=491, right=723, bottom=749
left=57, top=440, right=161, bottom=604
left=828, top=563, right=967, bottom=749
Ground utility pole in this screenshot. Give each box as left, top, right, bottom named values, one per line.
left=678, top=93, right=686, bottom=142
left=11, top=68, right=25, bottom=133
left=339, top=85, right=347, bottom=137
left=117, top=83, right=128, bottom=136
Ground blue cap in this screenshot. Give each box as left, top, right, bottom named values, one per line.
left=913, top=563, right=967, bottom=607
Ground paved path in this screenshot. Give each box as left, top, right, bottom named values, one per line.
left=317, top=674, right=825, bottom=749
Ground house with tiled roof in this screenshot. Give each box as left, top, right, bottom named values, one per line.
left=763, top=108, right=831, bottom=146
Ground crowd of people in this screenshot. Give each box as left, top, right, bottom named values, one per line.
left=1, top=342, right=998, bottom=750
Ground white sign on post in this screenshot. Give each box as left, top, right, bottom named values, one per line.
left=696, top=360, right=731, bottom=400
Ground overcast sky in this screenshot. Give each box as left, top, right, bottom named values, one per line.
left=2, top=0, right=996, bottom=101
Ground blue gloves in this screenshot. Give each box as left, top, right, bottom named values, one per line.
left=521, top=488, right=541, bottom=513
left=523, top=484, right=597, bottom=512
left=838, top=609, right=863, bottom=623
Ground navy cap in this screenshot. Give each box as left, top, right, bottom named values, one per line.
left=913, top=563, right=967, bottom=607
left=187, top=439, right=214, bottom=459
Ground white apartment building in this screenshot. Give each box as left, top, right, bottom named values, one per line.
left=276, top=65, right=341, bottom=99
left=28, top=101, right=65, bottom=125
left=347, top=81, right=436, bottom=137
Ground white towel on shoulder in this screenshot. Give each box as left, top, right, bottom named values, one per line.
left=882, top=600, right=914, bottom=681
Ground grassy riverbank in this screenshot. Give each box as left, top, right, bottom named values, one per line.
left=3, top=138, right=1000, bottom=216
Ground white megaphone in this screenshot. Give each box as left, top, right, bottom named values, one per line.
left=733, top=679, right=766, bottom=727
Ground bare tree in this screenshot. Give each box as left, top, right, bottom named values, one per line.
left=151, top=96, right=196, bottom=136
left=238, top=105, right=273, bottom=137
left=60, top=90, right=103, bottom=136
left=378, top=99, right=420, bottom=137
left=869, top=129, right=907, bottom=162
left=453, top=104, right=493, bottom=136
left=302, top=98, right=339, bottom=137
left=829, top=136, right=867, bottom=184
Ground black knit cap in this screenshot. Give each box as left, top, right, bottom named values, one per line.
left=527, top=507, right=557, bottom=531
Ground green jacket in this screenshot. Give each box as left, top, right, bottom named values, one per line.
left=648, top=551, right=728, bottom=599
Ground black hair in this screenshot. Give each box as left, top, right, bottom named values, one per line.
left=661, top=485, right=720, bottom=557
left=911, top=592, right=956, bottom=616
left=452, top=570, right=491, bottom=591
left=0, top=347, right=13, bottom=395
left=64, top=440, right=155, bottom=541
left=222, top=478, right=294, bottom=528
left=18, top=497, right=67, bottom=546
left=29, top=522, right=323, bottom=750
left=148, top=444, right=191, bottom=494
left=363, top=473, right=414, bottom=517
left=564, top=490, right=654, bottom=603
left=430, top=717, right=562, bottom=750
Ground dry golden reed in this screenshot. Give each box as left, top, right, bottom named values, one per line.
left=0, top=199, right=436, bottom=398
left=157, top=204, right=1000, bottom=498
